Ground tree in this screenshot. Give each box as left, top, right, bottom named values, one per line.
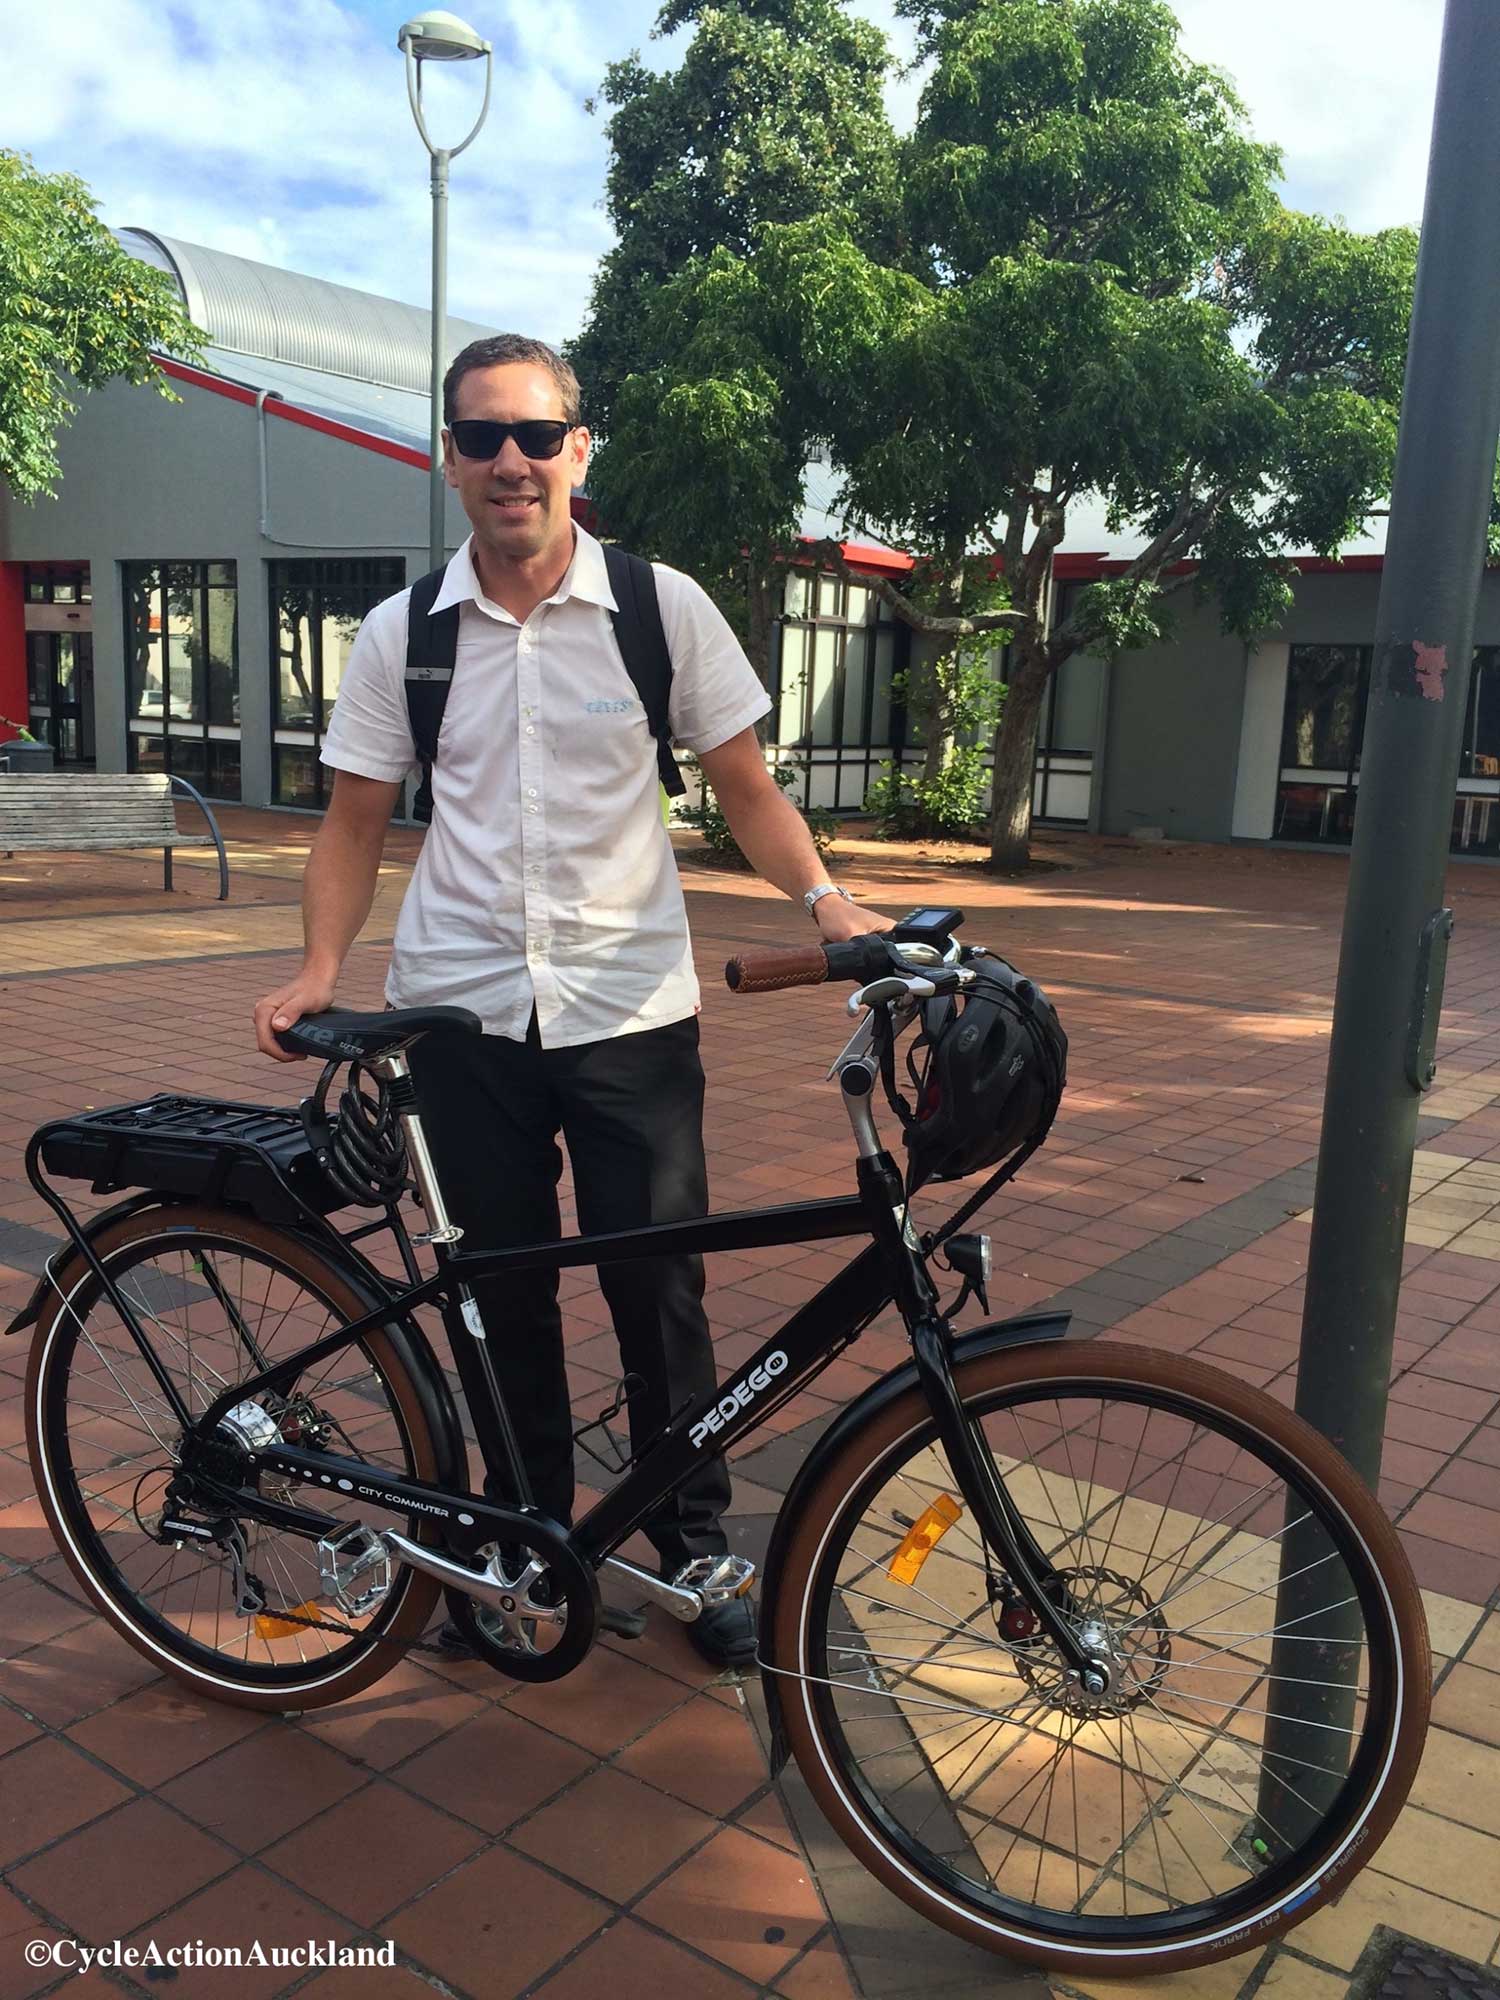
left=1, top=152, right=203, bottom=501
left=588, top=0, right=1418, bottom=864
left=568, top=0, right=903, bottom=682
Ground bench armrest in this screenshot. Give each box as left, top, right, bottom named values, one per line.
left=169, top=775, right=230, bottom=900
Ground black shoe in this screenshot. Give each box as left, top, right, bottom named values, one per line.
left=684, top=1592, right=759, bottom=1669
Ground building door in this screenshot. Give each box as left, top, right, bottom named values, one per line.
left=23, top=566, right=94, bottom=767
left=26, top=632, right=95, bottom=766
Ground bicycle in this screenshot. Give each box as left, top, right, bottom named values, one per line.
left=11, top=908, right=1429, bottom=1978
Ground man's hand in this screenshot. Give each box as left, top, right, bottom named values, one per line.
left=813, top=895, right=895, bottom=941
left=253, top=968, right=337, bottom=1062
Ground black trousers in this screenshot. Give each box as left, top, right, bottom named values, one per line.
left=408, top=1013, right=731, bottom=1570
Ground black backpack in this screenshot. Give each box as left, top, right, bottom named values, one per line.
left=403, top=543, right=686, bottom=826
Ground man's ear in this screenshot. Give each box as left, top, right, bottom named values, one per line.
left=441, top=429, right=460, bottom=489
left=570, top=426, right=592, bottom=491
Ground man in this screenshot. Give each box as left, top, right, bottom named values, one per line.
left=253, top=333, right=889, bottom=1666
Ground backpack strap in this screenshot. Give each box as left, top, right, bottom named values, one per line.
left=401, top=548, right=683, bottom=827
left=404, top=567, right=459, bottom=826
left=603, top=544, right=685, bottom=798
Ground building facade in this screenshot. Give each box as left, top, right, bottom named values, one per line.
left=4, top=231, right=1495, bottom=856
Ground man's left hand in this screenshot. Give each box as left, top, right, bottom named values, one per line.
left=813, top=895, right=895, bottom=941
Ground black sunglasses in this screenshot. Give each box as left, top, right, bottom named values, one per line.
left=448, top=418, right=574, bottom=461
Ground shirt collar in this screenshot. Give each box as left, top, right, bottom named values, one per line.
left=428, top=523, right=619, bottom=620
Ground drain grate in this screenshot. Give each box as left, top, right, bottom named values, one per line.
left=1365, top=1937, right=1500, bottom=2000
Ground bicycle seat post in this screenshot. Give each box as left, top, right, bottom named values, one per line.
left=364, top=1050, right=462, bottom=1247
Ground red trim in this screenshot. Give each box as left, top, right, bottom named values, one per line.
left=1053, top=548, right=1393, bottom=583
left=156, top=356, right=431, bottom=470
left=0, top=565, right=27, bottom=742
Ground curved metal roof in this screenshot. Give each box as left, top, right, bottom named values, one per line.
left=116, top=228, right=497, bottom=397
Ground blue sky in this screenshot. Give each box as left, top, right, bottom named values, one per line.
left=11, top=0, right=1443, bottom=347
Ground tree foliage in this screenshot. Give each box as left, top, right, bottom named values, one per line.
left=569, top=0, right=903, bottom=679
left=578, top=0, right=1419, bottom=862
left=0, top=151, right=204, bottom=500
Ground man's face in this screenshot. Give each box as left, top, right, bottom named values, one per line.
left=442, top=363, right=590, bottom=568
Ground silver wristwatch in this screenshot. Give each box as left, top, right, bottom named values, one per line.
left=803, top=883, right=852, bottom=919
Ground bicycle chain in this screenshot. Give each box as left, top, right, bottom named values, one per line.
left=253, top=1600, right=459, bottom=1660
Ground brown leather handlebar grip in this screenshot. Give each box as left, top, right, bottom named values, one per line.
left=724, top=945, right=831, bottom=994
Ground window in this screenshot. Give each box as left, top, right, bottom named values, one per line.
left=773, top=568, right=907, bottom=811
left=23, top=566, right=90, bottom=605
left=123, top=562, right=241, bottom=798
left=270, top=559, right=405, bottom=809
left=1276, top=642, right=1500, bottom=851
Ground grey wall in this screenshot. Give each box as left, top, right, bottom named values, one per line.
left=1089, top=592, right=1249, bottom=841
left=0, top=373, right=465, bottom=803
left=1082, top=567, right=1500, bottom=843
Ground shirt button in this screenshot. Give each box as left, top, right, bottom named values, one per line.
left=525, top=725, right=536, bottom=736
left=526, top=788, right=538, bottom=798
left=526, top=804, right=538, bottom=815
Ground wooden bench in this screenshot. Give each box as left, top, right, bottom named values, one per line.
left=0, top=772, right=230, bottom=899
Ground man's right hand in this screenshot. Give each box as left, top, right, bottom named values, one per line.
left=253, top=969, right=338, bottom=1062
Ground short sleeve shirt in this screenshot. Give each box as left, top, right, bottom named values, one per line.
left=319, top=525, right=771, bottom=1047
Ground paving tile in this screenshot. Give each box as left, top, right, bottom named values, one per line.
left=510, top=1765, right=717, bottom=1903
left=159, top=1724, right=366, bottom=1852
left=391, top=1842, right=606, bottom=1995
left=772, top=1930, right=862, bottom=2000
left=67, top=1682, right=269, bottom=1787
left=1287, top=1864, right=1500, bottom=1972
left=298, top=1968, right=448, bottom=2000
left=634, top=1825, right=826, bottom=1986
left=0, top=1619, right=160, bottom=1727
left=1372, top=1804, right=1500, bottom=1914
left=532, top=1915, right=756, bottom=2000
left=262, top=1780, right=484, bottom=1924
left=123, top=1864, right=358, bottom=1999
left=0, top=1880, right=67, bottom=2000
left=615, top=1692, right=768, bottom=1816
left=394, top=1705, right=594, bottom=1834
left=1432, top=1661, right=1500, bottom=1747
left=293, top=1659, right=488, bottom=1770
left=8, top=1795, right=236, bottom=1937
left=0, top=1698, right=38, bottom=1760
left=503, top=1647, right=692, bottom=1757
left=0, top=1733, right=132, bottom=1868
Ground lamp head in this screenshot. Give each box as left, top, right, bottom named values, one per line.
left=397, top=11, right=490, bottom=60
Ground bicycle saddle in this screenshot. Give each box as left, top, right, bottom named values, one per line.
left=274, top=1005, right=482, bottom=1062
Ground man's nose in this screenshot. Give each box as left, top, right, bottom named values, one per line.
left=493, top=436, right=532, bottom=477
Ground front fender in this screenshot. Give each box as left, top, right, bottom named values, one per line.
left=756, top=1308, right=1071, bottom=1775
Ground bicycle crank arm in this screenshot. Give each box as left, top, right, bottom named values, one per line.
left=601, top=1554, right=757, bottom=1623
left=910, top=1317, right=1100, bottom=1681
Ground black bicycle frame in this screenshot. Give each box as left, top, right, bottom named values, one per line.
left=166, top=1144, right=1096, bottom=1675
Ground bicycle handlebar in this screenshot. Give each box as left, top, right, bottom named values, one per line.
left=724, top=934, right=899, bottom=994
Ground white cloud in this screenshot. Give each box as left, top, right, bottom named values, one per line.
left=10, top=0, right=1448, bottom=351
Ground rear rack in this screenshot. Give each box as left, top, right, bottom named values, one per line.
left=35, top=1094, right=349, bottom=1226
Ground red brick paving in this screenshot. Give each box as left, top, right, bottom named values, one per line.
left=2, top=819, right=1500, bottom=1995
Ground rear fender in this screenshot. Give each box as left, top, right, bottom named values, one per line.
left=757, top=1308, right=1071, bottom=1775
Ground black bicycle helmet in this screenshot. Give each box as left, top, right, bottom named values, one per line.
left=897, top=953, right=1067, bottom=1186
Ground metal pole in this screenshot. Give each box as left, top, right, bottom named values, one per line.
left=429, top=147, right=450, bottom=576
left=1256, top=0, right=1500, bottom=1842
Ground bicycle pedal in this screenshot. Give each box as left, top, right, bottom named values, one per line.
left=671, top=1555, right=757, bottom=1607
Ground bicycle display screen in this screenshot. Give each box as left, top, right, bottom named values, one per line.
left=892, top=907, right=965, bottom=944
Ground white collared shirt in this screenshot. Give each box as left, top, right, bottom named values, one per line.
left=320, top=526, right=771, bottom=1047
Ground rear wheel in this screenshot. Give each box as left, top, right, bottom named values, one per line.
left=26, top=1204, right=444, bottom=1711
left=771, top=1342, right=1429, bottom=1977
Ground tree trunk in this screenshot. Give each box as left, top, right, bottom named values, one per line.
left=918, top=562, right=965, bottom=787
left=987, top=641, right=1050, bottom=871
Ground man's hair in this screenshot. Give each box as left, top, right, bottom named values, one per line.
left=442, top=335, right=581, bottom=427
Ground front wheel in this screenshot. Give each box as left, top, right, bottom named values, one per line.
left=770, top=1342, right=1429, bottom=1978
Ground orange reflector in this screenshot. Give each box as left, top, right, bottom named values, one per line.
left=254, top=1601, right=321, bottom=1640
left=887, top=1494, right=962, bottom=1585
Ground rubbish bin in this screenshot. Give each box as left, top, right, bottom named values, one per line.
left=0, top=739, right=54, bottom=774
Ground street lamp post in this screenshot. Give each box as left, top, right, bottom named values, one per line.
left=397, top=11, right=493, bottom=576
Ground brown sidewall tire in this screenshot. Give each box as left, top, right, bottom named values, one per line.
left=24, top=1203, right=444, bottom=1713
left=770, top=1341, right=1431, bottom=1978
